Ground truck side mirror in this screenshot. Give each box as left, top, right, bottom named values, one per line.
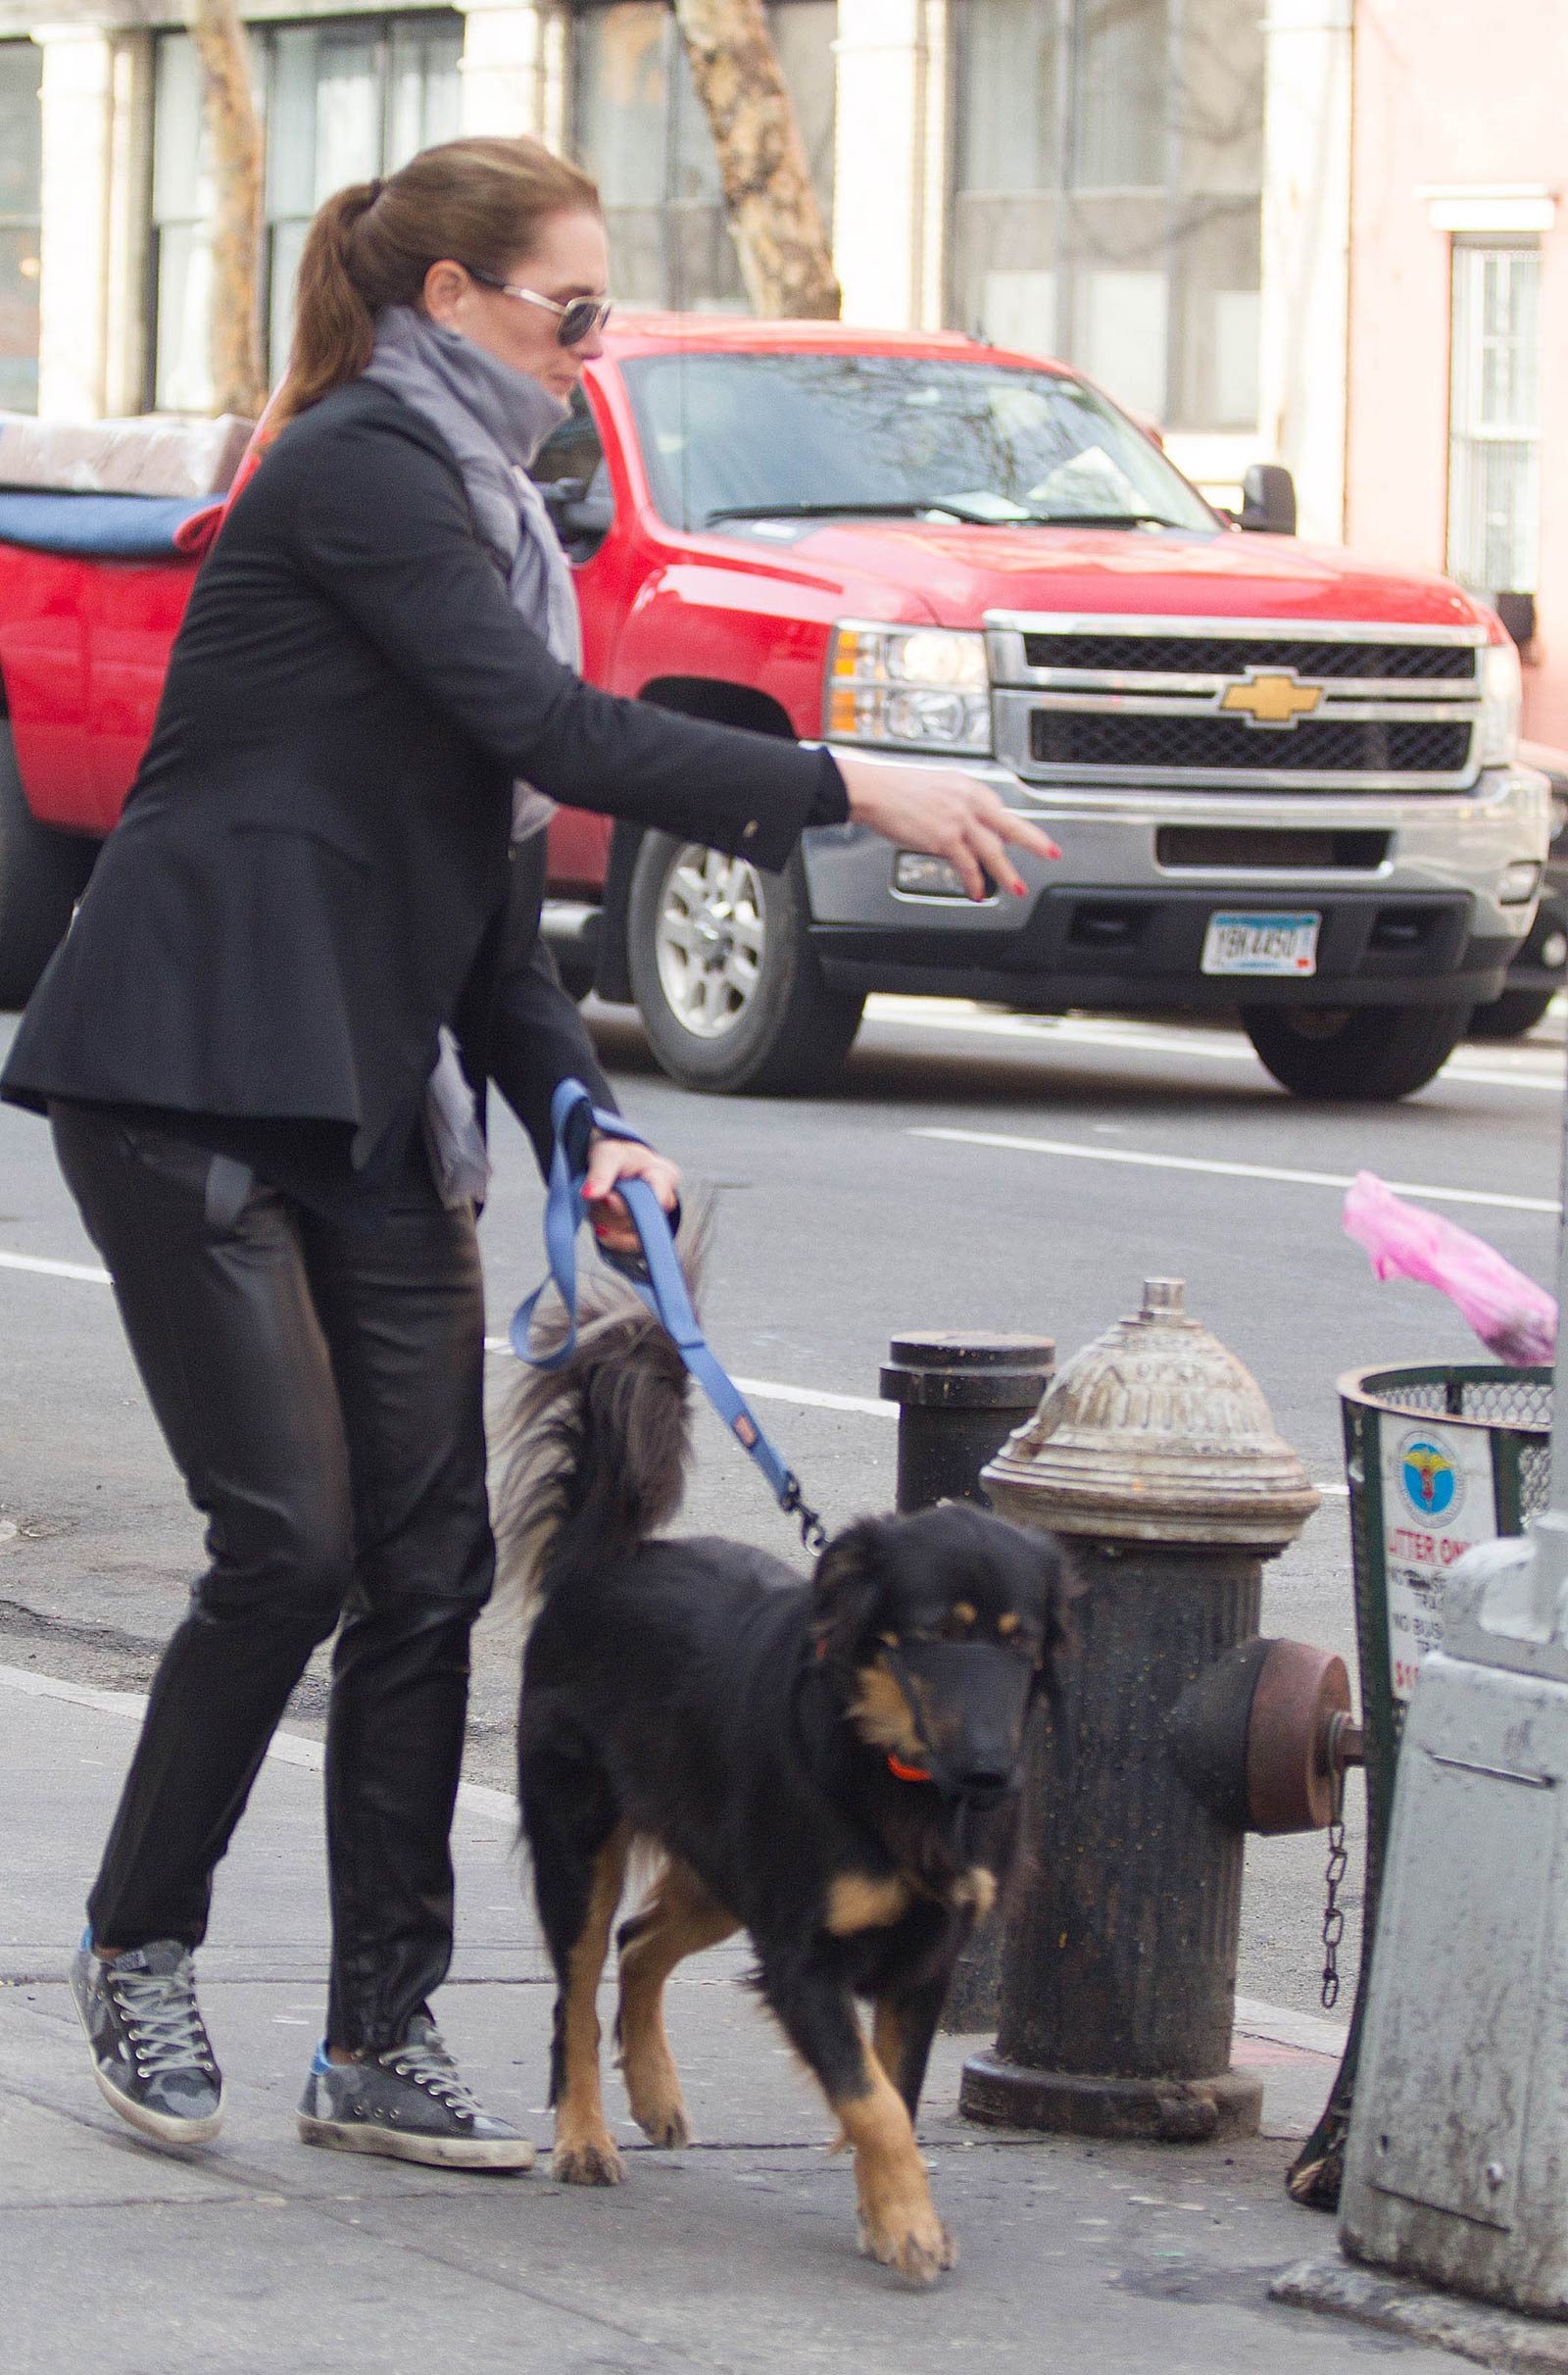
left=1238, top=463, right=1298, bottom=536
left=1494, top=591, right=1537, bottom=652
left=538, top=475, right=615, bottom=558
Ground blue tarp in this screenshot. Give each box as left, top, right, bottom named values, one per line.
left=0, top=490, right=213, bottom=560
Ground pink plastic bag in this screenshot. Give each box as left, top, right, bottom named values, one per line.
left=1343, top=1170, right=1557, bottom=1364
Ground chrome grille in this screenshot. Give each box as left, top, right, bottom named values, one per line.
left=1029, top=714, right=1474, bottom=775
left=989, top=611, right=1488, bottom=793
left=1019, top=633, right=1478, bottom=681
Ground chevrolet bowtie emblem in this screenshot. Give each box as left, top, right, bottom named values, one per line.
left=1220, top=670, right=1324, bottom=725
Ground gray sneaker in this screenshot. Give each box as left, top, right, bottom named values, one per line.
left=69, top=1932, right=223, bottom=2146
left=297, top=2014, right=534, bottom=2171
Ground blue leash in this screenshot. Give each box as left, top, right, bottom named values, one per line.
left=510, top=1079, right=828, bottom=1553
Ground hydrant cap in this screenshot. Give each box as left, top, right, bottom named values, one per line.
left=982, top=1277, right=1320, bottom=1551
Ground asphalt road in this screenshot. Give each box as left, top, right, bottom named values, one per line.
left=1, top=994, right=1561, bottom=2028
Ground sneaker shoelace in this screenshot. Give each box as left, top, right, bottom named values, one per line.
left=107, top=1963, right=217, bottom=2081
left=379, top=2034, right=483, bottom=2119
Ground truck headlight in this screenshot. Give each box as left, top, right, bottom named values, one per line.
left=1479, top=638, right=1522, bottom=767
left=826, top=625, right=992, bottom=756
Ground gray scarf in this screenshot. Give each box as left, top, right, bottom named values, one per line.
left=366, top=303, right=583, bottom=823
left=363, top=307, right=585, bottom=1206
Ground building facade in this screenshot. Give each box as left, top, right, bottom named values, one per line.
left=8, top=0, right=1555, bottom=737
left=1343, top=0, right=1567, bottom=745
left=0, top=0, right=1269, bottom=501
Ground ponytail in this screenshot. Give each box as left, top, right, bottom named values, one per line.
left=273, top=138, right=602, bottom=423
left=276, top=181, right=382, bottom=421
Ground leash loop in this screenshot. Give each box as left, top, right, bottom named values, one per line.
left=514, top=1081, right=830, bottom=1544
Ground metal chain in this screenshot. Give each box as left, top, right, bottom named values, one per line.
left=1319, top=1771, right=1348, bottom=2011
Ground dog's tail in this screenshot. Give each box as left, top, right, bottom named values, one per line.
left=492, top=1220, right=703, bottom=1616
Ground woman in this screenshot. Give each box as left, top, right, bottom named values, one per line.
left=1, top=135, right=1055, bottom=2169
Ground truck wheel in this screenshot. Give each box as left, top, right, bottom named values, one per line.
left=0, top=725, right=93, bottom=1009
left=1467, top=987, right=1555, bottom=1041
left=1241, top=1003, right=1473, bottom=1101
left=627, top=835, right=863, bottom=1094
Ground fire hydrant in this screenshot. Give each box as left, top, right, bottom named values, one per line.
left=961, top=1277, right=1360, bottom=2143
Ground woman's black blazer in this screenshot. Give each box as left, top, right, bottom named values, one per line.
left=1, top=379, right=838, bottom=1160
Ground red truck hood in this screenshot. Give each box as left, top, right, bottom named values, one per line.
left=753, top=520, right=1491, bottom=633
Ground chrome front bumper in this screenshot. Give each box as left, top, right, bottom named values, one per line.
left=799, top=755, right=1549, bottom=1010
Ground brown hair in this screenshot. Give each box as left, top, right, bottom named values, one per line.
left=273, top=135, right=601, bottom=422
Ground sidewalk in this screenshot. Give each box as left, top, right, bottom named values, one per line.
left=0, top=1663, right=1456, bottom=2375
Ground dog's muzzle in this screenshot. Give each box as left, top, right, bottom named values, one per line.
left=882, top=1641, right=1035, bottom=1807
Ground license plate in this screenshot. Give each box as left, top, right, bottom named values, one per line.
left=1200, top=911, right=1321, bottom=976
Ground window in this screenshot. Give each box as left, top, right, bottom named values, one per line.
left=0, top=41, right=42, bottom=413
left=570, top=1, right=835, bottom=312
left=151, top=14, right=463, bottom=412
left=620, top=351, right=1217, bottom=536
left=952, top=0, right=1263, bottom=434
left=1447, top=239, right=1541, bottom=606
left=530, top=385, right=608, bottom=494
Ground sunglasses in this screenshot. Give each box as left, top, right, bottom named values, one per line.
left=466, top=269, right=612, bottom=348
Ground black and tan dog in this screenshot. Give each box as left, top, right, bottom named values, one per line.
left=497, top=1256, right=1071, bottom=2285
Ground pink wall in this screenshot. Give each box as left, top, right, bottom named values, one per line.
left=1346, top=0, right=1568, bottom=746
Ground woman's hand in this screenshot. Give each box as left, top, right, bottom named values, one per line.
left=835, top=756, right=1060, bottom=902
left=582, top=1130, right=682, bottom=1257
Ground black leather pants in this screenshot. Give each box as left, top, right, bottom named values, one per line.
left=52, top=1105, right=494, bottom=2053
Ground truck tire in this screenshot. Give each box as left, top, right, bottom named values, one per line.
left=1467, top=987, right=1555, bottom=1041
left=0, top=725, right=94, bottom=1010
left=1241, top=1002, right=1473, bottom=1102
left=627, top=834, right=863, bottom=1094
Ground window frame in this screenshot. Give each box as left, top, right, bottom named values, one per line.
left=1446, top=234, right=1543, bottom=604
left=148, top=9, right=464, bottom=413
left=0, top=37, right=44, bottom=414
left=567, top=0, right=836, bottom=316
left=946, top=0, right=1264, bottom=436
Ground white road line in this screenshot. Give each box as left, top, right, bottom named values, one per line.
left=0, top=1662, right=515, bottom=1824
left=912, top=1126, right=1558, bottom=1215
left=0, top=1248, right=111, bottom=1283
left=863, top=997, right=1565, bottom=1094
left=732, top=1375, right=894, bottom=1420
left=477, top=1332, right=1349, bottom=1490
left=482, top=1334, right=894, bottom=1417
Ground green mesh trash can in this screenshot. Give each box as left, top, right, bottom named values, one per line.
left=1288, top=1362, right=1551, bottom=2209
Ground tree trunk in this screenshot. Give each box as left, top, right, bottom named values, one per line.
left=186, top=0, right=266, bottom=417
left=672, top=0, right=841, bottom=320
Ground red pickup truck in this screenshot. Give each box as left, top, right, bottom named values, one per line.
left=0, top=317, right=1548, bottom=1101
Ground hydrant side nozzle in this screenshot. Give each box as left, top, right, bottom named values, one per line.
left=1165, top=1638, right=1357, bottom=1836
left=1165, top=1639, right=1270, bottom=1830
left=1245, top=1641, right=1353, bottom=1836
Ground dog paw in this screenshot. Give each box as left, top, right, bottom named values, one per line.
left=632, top=2100, right=691, bottom=2149
left=552, top=2130, right=625, bottom=2186
left=620, top=2039, right=693, bottom=2147
left=858, top=2205, right=957, bottom=2286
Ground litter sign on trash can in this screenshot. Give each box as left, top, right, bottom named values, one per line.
left=1288, top=1361, right=1550, bottom=2208
left=1382, top=1415, right=1502, bottom=1699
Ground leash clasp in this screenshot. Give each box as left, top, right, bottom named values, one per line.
left=780, top=1472, right=827, bottom=1556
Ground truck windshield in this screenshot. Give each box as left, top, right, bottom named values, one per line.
left=619, top=352, right=1218, bottom=537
